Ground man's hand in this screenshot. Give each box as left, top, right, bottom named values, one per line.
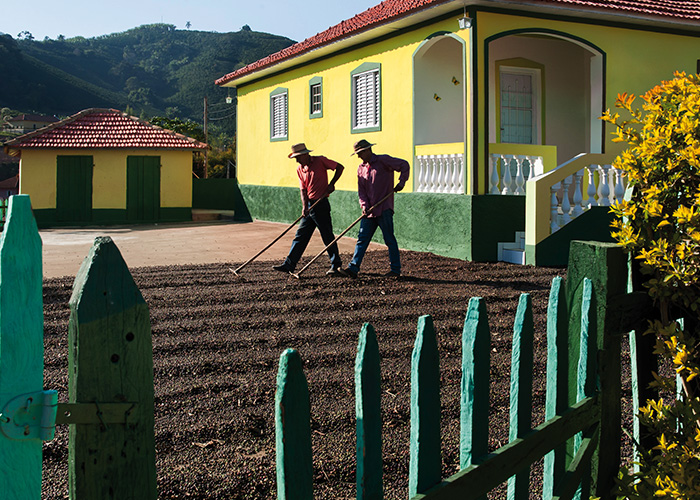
left=326, top=184, right=336, bottom=196
left=394, top=182, right=405, bottom=192
left=302, top=207, right=310, bottom=217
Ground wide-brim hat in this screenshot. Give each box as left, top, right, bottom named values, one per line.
left=352, top=139, right=375, bottom=155
left=289, top=143, right=312, bottom=158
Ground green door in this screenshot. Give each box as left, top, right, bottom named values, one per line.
left=127, top=156, right=161, bottom=222
left=56, top=156, right=93, bottom=223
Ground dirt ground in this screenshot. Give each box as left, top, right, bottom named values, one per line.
left=39, top=249, right=624, bottom=499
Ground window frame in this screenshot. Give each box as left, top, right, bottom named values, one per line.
left=351, top=62, right=381, bottom=133
left=270, top=87, right=288, bottom=142
left=309, top=76, right=323, bottom=119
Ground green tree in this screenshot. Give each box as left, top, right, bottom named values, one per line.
left=601, top=72, right=700, bottom=498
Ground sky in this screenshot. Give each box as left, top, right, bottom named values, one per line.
left=0, top=0, right=380, bottom=43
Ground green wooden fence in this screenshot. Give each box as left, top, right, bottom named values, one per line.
left=0, top=193, right=646, bottom=499
left=275, top=240, right=641, bottom=500
left=0, top=194, right=157, bottom=500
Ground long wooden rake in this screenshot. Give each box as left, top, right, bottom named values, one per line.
left=290, top=191, right=393, bottom=279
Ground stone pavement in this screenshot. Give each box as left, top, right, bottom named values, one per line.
left=40, top=220, right=385, bottom=279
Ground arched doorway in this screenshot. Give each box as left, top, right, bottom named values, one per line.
left=487, top=30, right=605, bottom=165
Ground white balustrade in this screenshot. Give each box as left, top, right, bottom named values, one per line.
left=488, top=153, right=542, bottom=195
left=548, top=162, right=627, bottom=234
left=415, top=154, right=465, bottom=194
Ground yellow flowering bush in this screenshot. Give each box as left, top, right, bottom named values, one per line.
left=601, top=72, right=700, bottom=498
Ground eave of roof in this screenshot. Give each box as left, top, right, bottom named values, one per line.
left=216, top=0, right=700, bottom=88
left=2, top=108, right=208, bottom=156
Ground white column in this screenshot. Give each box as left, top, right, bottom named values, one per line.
left=561, top=176, right=572, bottom=225
left=572, top=170, right=584, bottom=218
left=586, top=165, right=598, bottom=208
left=597, top=164, right=611, bottom=207
left=501, top=155, right=513, bottom=195
left=550, top=182, right=561, bottom=233
left=514, top=156, right=525, bottom=195
left=489, top=155, right=500, bottom=194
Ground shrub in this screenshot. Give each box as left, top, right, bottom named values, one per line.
left=601, top=72, right=700, bottom=498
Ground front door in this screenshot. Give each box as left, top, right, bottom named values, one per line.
left=56, top=156, right=93, bottom=223
left=127, top=156, right=160, bottom=222
left=499, top=69, right=540, bottom=145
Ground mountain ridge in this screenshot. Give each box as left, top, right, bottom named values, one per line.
left=0, top=24, right=295, bottom=130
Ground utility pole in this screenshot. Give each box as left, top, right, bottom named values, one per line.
left=203, top=96, right=209, bottom=178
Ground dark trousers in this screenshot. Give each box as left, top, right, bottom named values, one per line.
left=283, top=197, right=342, bottom=270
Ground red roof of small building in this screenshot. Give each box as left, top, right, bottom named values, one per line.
left=216, top=0, right=700, bottom=86
left=3, top=108, right=208, bottom=153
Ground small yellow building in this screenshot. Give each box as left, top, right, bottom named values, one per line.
left=3, top=108, right=207, bottom=227
left=217, top=0, right=700, bottom=265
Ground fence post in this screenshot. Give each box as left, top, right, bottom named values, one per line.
left=276, top=348, right=313, bottom=500
left=409, top=315, right=442, bottom=497
left=68, top=236, right=157, bottom=499
left=460, top=297, right=490, bottom=472
left=507, top=294, right=534, bottom=499
left=0, top=195, right=45, bottom=499
left=566, top=241, right=628, bottom=499
left=356, top=323, right=383, bottom=500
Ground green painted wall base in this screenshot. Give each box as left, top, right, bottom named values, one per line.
left=525, top=208, right=616, bottom=267
left=238, top=184, right=527, bottom=262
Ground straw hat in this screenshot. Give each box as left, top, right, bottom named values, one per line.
left=352, top=139, right=375, bottom=155
left=288, top=143, right=313, bottom=158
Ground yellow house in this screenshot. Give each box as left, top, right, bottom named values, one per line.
left=218, top=0, right=700, bottom=265
left=3, top=108, right=207, bottom=227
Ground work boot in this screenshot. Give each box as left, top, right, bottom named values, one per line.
left=339, top=267, right=357, bottom=279
left=326, top=266, right=342, bottom=276
left=272, top=264, right=292, bottom=273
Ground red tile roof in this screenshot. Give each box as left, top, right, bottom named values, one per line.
left=216, top=0, right=700, bottom=86
left=3, top=108, right=208, bottom=152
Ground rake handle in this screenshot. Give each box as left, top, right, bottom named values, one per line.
left=232, top=197, right=325, bottom=274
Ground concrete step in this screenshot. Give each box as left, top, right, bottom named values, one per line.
left=191, top=209, right=236, bottom=222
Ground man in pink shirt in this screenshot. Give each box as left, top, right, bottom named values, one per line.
left=340, top=140, right=409, bottom=278
left=273, top=143, right=345, bottom=275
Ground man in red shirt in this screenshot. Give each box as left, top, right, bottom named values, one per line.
left=273, top=143, right=345, bottom=275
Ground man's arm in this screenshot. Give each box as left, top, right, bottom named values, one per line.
left=326, top=163, right=344, bottom=195
left=300, top=188, right=310, bottom=216
left=389, top=156, right=410, bottom=192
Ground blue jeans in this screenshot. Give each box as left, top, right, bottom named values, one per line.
left=348, top=209, right=400, bottom=275
left=283, top=197, right=342, bottom=270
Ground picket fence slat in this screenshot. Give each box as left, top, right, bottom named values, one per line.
left=460, top=298, right=490, bottom=469
left=67, top=236, right=157, bottom=499
left=0, top=195, right=44, bottom=500
left=507, top=294, right=534, bottom=500
left=409, top=315, right=442, bottom=497
left=543, top=276, right=569, bottom=499
left=356, top=323, right=383, bottom=500
left=276, top=348, right=313, bottom=500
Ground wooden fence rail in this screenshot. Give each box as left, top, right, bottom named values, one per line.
left=275, top=240, right=637, bottom=500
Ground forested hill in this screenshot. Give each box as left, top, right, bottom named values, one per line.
left=0, top=24, right=295, bottom=127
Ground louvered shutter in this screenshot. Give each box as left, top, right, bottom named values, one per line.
left=353, top=70, right=379, bottom=129
left=271, top=92, right=288, bottom=138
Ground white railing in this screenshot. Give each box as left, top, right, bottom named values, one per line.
left=549, top=163, right=626, bottom=233
left=489, top=154, right=544, bottom=195
left=414, top=154, right=465, bottom=194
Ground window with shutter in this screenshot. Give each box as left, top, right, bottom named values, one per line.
left=351, top=63, right=381, bottom=133
left=270, top=88, right=288, bottom=141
